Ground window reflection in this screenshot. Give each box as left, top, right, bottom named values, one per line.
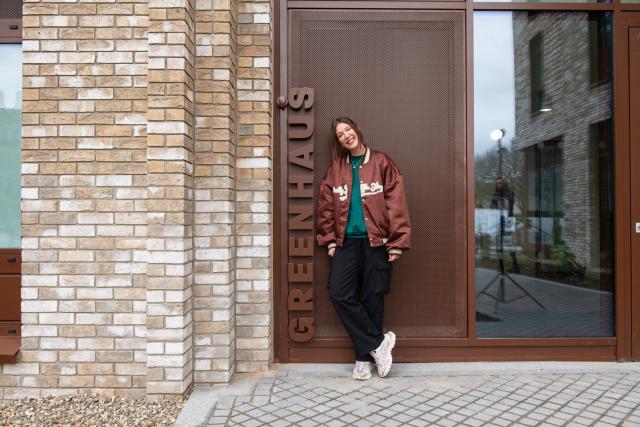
left=474, top=12, right=614, bottom=338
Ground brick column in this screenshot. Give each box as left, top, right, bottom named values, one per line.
left=9, top=0, right=148, bottom=399
left=235, top=0, right=273, bottom=372
left=146, top=0, right=196, bottom=397
left=193, top=0, right=238, bottom=383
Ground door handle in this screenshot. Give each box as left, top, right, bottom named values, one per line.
left=277, top=96, right=288, bottom=109
left=7, top=257, right=16, bottom=263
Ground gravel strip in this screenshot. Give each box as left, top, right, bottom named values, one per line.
left=0, top=394, right=184, bottom=426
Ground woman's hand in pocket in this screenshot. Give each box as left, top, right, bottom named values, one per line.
left=388, top=253, right=400, bottom=262
left=328, top=247, right=336, bottom=257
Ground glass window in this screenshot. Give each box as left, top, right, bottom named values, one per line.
left=474, top=0, right=609, bottom=4
left=0, top=44, right=22, bottom=248
left=474, top=11, right=614, bottom=338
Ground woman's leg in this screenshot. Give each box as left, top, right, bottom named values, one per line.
left=329, top=238, right=384, bottom=361
left=360, top=240, right=390, bottom=359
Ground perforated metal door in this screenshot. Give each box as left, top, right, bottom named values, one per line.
left=286, top=9, right=467, bottom=350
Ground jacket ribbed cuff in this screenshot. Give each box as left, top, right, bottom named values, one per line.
left=388, top=248, right=402, bottom=256
left=328, top=242, right=337, bottom=249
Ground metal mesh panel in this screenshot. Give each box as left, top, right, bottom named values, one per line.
left=0, top=1, right=22, bottom=18
left=289, top=9, right=466, bottom=339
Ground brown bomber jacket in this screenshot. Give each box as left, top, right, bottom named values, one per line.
left=316, top=146, right=411, bottom=255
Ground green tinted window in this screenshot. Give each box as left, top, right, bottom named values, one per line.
left=0, top=45, right=22, bottom=248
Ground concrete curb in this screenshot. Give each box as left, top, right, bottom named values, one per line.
left=278, top=361, right=640, bottom=378
left=172, top=374, right=261, bottom=427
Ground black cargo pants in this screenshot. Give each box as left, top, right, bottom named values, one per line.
left=328, top=237, right=392, bottom=362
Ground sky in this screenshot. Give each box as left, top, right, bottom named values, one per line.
left=473, top=12, right=516, bottom=157
left=0, top=45, right=22, bottom=110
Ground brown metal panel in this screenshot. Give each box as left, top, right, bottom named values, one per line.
left=613, top=13, right=636, bottom=361
left=0, top=19, right=21, bottom=43
left=274, top=0, right=289, bottom=363
left=627, top=14, right=640, bottom=360
left=465, top=4, right=477, bottom=341
left=288, top=9, right=467, bottom=347
left=0, top=336, right=21, bottom=364
left=0, top=275, right=20, bottom=321
left=0, top=249, right=21, bottom=274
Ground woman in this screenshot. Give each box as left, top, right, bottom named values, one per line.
left=316, top=117, right=411, bottom=380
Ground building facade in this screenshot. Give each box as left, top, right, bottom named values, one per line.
left=0, top=0, right=639, bottom=400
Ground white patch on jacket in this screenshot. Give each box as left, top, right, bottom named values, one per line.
left=333, top=184, right=348, bottom=202
left=361, top=181, right=383, bottom=197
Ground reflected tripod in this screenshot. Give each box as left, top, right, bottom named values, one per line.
left=476, top=209, right=546, bottom=314
left=476, top=132, right=546, bottom=314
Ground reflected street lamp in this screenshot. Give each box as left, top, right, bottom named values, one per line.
left=490, top=128, right=506, bottom=180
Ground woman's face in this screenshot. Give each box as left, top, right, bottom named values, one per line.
left=335, top=122, right=360, bottom=153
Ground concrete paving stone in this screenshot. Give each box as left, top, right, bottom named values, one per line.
left=534, top=407, right=556, bottom=417
left=325, top=408, right=346, bottom=419
left=418, top=412, right=442, bottom=423
left=472, top=411, right=494, bottom=422
left=380, top=419, right=404, bottom=427
left=553, top=410, right=574, bottom=421
left=566, top=421, right=591, bottom=427
left=528, top=411, right=547, bottom=421
left=509, top=407, right=529, bottom=417
left=446, top=413, right=467, bottom=423
left=271, top=419, right=294, bottom=427
left=461, top=418, right=487, bottom=427
left=353, top=419, right=376, bottom=427
left=519, top=416, right=543, bottom=426
left=580, top=409, right=603, bottom=419
left=571, top=415, right=595, bottom=425
left=408, top=418, right=431, bottom=427
left=624, top=414, right=640, bottom=423
left=272, top=408, right=293, bottom=418
left=250, top=395, right=270, bottom=404
left=284, top=413, right=305, bottom=423
left=392, top=412, right=414, bottom=423
left=435, top=418, right=459, bottom=427
left=441, top=403, right=462, bottom=412
left=229, top=413, right=250, bottom=424
left=593, top=421, right=620, bottom=427
left=543, top=417, right=570, bottom=427
left=498, top=411, right=520, bottom=421
left=607, top=410, right=629, bottom=419
left=599, top=415, right=624, bottom=424
left=430, top=408, right=451, bottom=418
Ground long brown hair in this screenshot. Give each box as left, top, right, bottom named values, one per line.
left=331, top=117, right=366, bottom=160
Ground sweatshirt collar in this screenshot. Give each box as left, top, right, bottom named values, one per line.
left=346, top=146, right=371, bottom=165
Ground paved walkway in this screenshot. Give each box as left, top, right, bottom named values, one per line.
left=174, top=362, right=640, bottom=426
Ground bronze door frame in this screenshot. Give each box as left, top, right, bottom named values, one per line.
left=622, top=12, right=640, bottom=361
left=275, top=2, right=627, bottom=363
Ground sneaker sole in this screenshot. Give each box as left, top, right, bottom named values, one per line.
left=378, top=332, right=396, bottom=378
left=352, top=373, right=371, bottom=381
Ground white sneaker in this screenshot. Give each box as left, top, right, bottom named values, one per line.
left=370, top=331, right=396, bottom=378
left=352, top=361, right=372, bottom=380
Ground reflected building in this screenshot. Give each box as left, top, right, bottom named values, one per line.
left=511, top=11, right=613, bottom=291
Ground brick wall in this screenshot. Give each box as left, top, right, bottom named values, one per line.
left=0, top=0, right=273, bottom=399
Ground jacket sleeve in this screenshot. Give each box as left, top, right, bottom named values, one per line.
left=316, top=167, right=337, bottom=248
left=383, top=157, right=411, bottom=255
